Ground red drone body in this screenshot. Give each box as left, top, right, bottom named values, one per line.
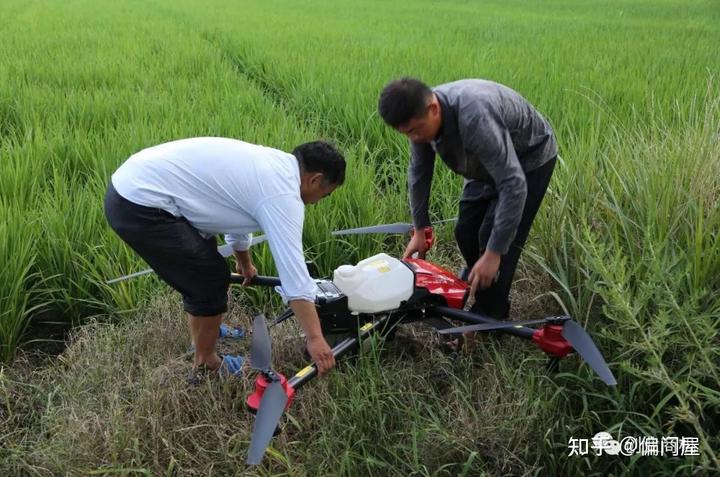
left=403, top=258, right=469, bottom=309
left=405, top=257, right=573, bottom=360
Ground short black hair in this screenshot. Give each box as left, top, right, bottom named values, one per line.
left=378, top=77, right=433, bottom=128
left=292, top=140, right=346, bottom=186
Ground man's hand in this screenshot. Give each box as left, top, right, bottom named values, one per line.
left=291, top=299, right=336, bottom=376
left=468, top=250, right=502, bottom=298
left=402, top=229, right=429, bottom=259
left=306, top=335, right=335, bottom=376
left=233, top=250, right=257, bottom=286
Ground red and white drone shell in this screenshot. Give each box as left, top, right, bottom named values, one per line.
left=404, top=258, right=469, bottom=309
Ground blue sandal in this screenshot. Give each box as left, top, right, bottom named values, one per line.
left=218, top=354, right=245, bottom=377
left=187, top=353, right=245, bottom=385
left=218, top=324, right=245, bottom=340
left=187, top=324, right=245, bottom=353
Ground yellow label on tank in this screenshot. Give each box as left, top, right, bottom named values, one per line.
left=364, top=259, right=391, bottom=273
left=360, top=322, right=374, bottom=332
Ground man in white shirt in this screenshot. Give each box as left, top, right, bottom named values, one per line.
left=104, top=138, right=345, bottom=377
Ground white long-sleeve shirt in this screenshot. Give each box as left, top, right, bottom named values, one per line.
left=111, top=137, right=318, bottom=302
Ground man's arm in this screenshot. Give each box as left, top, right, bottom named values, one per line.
left=254, top=195, right=335, bottom=375
left=224, top=234, right=257, bottom=286
left=232, top=249, right=257, bottom=286
left=224, top=232, right=252, bottom=252
left=290, top=300, right=335, bottom=374
left=408, top=141, right=436, bottom=229
left=403, top=142, right=436, bottom=259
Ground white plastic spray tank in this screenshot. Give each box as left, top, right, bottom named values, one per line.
left=332, top=253, right=414, bottom=313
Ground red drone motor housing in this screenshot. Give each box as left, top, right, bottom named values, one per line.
left=532, top=325, right=573, bottom=358
left=403, top=258, right=469, bottom=309
left=246, top=373, right=296, bottom=412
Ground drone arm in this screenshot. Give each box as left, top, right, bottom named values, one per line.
left=269, top=308, right=295, bottom=328
left=229, top=273, right=281, bottom=287
left=287, top=314, right=391, bottom=390
left=428, top=305, right=535, bottom=339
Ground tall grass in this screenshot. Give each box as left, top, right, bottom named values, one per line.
left=529, top=88, right=720, bottom=474
left=0, top=201, right=41, bottom=362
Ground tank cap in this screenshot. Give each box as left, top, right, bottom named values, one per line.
left=335, top=265, right=355, bottom=277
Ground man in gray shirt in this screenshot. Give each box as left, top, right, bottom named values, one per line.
left=378, top=78, right=557, bottom=341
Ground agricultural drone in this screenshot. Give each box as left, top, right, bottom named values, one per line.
left=108, top=220, right=617, bottom=466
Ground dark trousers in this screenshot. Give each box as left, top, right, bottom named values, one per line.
left=104, top=182, right=230, bottom=316
left=454, top=157, right=556, bottom=319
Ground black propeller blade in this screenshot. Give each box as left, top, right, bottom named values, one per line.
left=438, top=316, right=616, bottom=386
left=436, top=317, right=564, bottom=334
left=247, top=314, right=290, bottom=465
left=331, top=217, right=457, bottom=236
left=250, top=314, right=272, bottom=372
left=561, top=320, right=617, bottom=386
left=247, top=380, right=288, bottom=465
left=331, top=222, right=413, bottom=236
left=105, top=268, right=156, bottom=284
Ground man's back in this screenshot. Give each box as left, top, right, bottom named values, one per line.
left=433, top=79, right=557, bottom=173
left=111, top=137, right=302, bottom=237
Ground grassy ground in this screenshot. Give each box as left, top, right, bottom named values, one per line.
left=1, top=270, right=564, bottom=477
left=1, top=0, right=719, bottom=475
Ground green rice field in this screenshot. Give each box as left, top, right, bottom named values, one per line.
left=1, top=0, right=719, bottom=475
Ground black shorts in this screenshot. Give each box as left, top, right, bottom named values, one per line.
left=104, top=182, right=230, bottom=316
